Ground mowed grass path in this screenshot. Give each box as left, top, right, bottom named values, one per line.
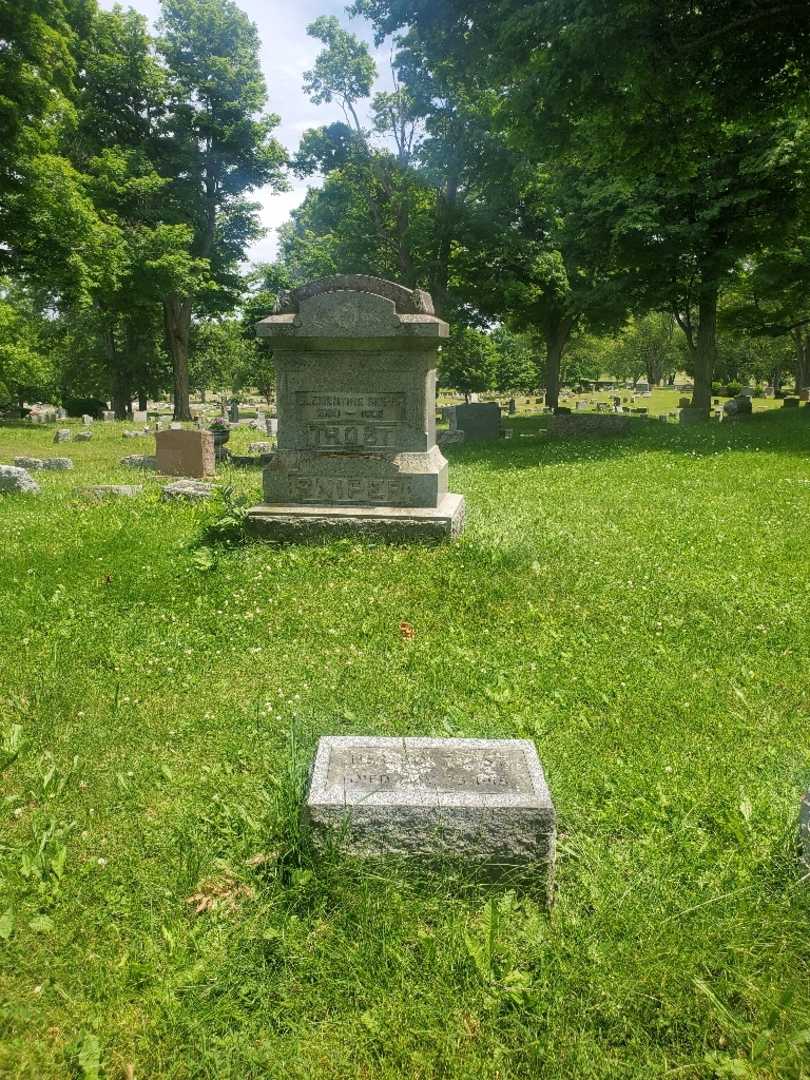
left=1, top=413, right=809, bottom=1079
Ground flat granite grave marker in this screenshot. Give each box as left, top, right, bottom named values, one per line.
left=304, top=736, right=556, bottom=882
left=248, top=275, right=464, bottom=541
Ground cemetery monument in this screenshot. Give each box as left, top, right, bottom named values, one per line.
left=247, top=275, right=464, bottom=541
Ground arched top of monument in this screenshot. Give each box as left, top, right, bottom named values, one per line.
left=273, top=275, right=435, bottom=316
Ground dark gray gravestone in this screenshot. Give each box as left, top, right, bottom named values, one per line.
left=450, top=402, right=501, bottom=442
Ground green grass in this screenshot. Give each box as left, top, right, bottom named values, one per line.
left=1, top=412, right=809, bottom=1079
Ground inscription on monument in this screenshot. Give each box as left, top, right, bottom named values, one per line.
left=325, top=745, right=534, bottom=794
left=306, top=423, right=400, bottom=449
left=298, top=391, right=407, bottom=450
left=297, top=391, right=406, bottom=422
left=291, top=476, right=412, bottom=504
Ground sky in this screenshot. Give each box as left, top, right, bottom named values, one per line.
left=99, top=0, right=392, bottom=264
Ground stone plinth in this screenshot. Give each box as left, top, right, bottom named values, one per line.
left=247, top=276, right=463, bottom=541
left=155, top=429, right=214, bottom=478
left=304, top=736, right=556, bottom=881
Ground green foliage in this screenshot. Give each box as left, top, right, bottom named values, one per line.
left=354, top=0, right=810, bottom=413
left=439, top=326, right=498, bottom=396
left=0, top=414, right=809, bottom=1075
left=303, top=15, right=376, bottom=130
left=0, top=282, right=56, bottom=408
left=491, top=329, right=538, bottom=392
left=609, top=313, right=684, bottom=386
left=189, top=319, right=253, bottom=396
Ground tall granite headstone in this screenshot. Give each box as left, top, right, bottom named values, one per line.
left=247, top=276, right=464, bottom=541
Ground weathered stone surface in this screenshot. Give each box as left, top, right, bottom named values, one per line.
left=155, top=428, right=215, bottom=478
left=783, top=397, right=800, bottom=409
left=449, top=402, right=501, bottom=442
left=75, top=431, right=93, bottom=441
left=82, top=484, right=142, bottom=499
left=161, top=478, right=216, bottom=502
left=437, top=429, right=465, bottom=448
left=248, top=491, right=465, bottom=543
left=53, top=429, right=71, bottom=443
left=14, top=456, right=44, bottom=469
left=120, top=454, right=156, bottom=470
left=800, top=791, right=810, bottom=871
left=0, top=465, right=39, bottom=494
left=549, top=413, right=630, bottom=437
left=304, top=736, right=556, bottom=878
left=248, top=276, right=463, bottom=541
left=122, top=430, right=142, bottom=438
left=248, top=441, right=273, bottom=454
left=42, top=457, right=73, bottom=470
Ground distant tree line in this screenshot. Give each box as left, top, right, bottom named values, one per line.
left=2, top=0, right=808, bottom=416
left=0, top=0, right=285, bottom=418
left=257, top=0, right=810, bottom=409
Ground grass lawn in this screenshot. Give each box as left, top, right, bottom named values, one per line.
left=1, top=411, right=809, bottom=1078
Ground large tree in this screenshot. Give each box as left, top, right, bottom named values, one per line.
left=156, top=0, right=286, bottom=418
left=0, top=0, right=95, bottom=274
left=355, top=0, right=810, bottom=415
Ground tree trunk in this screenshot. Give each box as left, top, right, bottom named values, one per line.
left=138, top=392, right=148, bottom=411
left=164, top=293, right=192, bottom=420
left=431, top=168, right=459, bottom=316
left=111, top=376, right=132, bottom=420
left=793, top=330, right=809, bottom=393
left=544, top=319, right=572, bottom=411
left=691, top=281, right=718, bottom=415
left=103, top=324, right=131, bottom=419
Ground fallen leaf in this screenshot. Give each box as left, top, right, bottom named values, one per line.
left=186, top=872, right=255, bottom=915
left=399, top=620, right=415, bottom=640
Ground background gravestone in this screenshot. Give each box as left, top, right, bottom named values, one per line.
left=248, top=276, right=464, bottom=541
left=155, top=429, right=215, bottom=478
left=449, top=402, right=501, bottom=442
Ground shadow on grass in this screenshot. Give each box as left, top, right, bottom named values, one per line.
left=445, top=408, right=810, bottom=472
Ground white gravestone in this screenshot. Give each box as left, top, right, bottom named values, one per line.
left=304, top=736, right=555, bottom=883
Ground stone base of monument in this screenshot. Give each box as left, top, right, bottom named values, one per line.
left=303, top=736, right=556, bottom=888
left=246, top=491, right=464, bottom=542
